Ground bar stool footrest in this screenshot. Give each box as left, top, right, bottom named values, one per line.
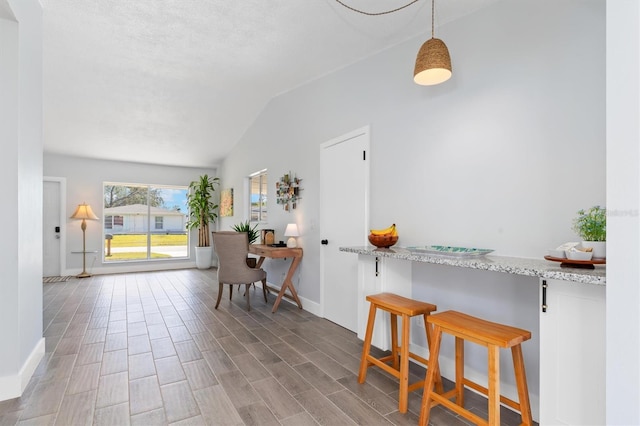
left=430, top=392, right=489, bottom=426
left=463, top=378, right=522, bottom=412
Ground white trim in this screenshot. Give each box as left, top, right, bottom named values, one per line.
left=256, top=281, right=322, bottom=317
left=68, top=260, right=197, bottom=277
left=43, top=176, right=67, bottom=277
left=0, top=338, right=44, bottom=402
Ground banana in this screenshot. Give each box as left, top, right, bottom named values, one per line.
left=370, top=224, right=396, bottom=236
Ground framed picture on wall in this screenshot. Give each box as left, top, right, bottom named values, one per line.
left=220, top=188, right=233, bottom=217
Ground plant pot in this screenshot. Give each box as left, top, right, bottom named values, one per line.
left=195, top=246, right=213, bottom=269
left=581, top=241, right=606, bottom=259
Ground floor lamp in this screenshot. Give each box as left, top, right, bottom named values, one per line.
left=70, top=203, right=99, bottom=278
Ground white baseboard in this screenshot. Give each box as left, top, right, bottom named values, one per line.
left=0, top=338, right=45, bottom=402
left=258, top=281, right=321, bottom=317
left=64, top=261, right=197, bottom=277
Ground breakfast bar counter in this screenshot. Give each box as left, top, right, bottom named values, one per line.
left=339, top=246, right=606, bottom=285
left=340, top=245, right=606, bottom=424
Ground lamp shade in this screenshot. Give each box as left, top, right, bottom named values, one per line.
left=284, top=223, right=299, bottom=237
left=413, top=37, right=452, bottom=86
left=70, top=203, right=99, bottom=220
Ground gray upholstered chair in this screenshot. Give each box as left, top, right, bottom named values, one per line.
left=212, top=231, right=267, bottom=311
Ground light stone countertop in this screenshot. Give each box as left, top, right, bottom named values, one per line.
left=339, top=246, right=606, bottom=285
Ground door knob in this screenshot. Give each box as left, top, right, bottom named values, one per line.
left=321, top=239, right=328, bottom=245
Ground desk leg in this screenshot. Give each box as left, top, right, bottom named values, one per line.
left=272, top=256, right=303, bottom=313
left=255, top=256, right=270, bottom=296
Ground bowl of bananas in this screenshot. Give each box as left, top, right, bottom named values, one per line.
left=368, top=224, right=398, bottom=248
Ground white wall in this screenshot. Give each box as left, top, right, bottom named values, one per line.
left=606, top=1, right=640, bottom=424
left=44, top=153, right=217, bottom=275
left=220, top=0, right=605, bottom=305
left=0, top=0, right=44, bottom=401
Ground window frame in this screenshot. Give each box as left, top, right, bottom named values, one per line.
left=102, top=182, right=189, bottom=263
left=249, top=170, right=268, bottom=223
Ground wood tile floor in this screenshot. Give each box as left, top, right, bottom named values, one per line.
left=0, top=269, right=534, bottom=425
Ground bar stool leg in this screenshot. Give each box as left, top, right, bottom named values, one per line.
left=512, top=344, right=533, bottom=425
left=419, top=324, right=443, bottom=426
left=358, top=303, right=377, bottom=383
left=398, top=313, right=410, bottom=413
left=424, top=314, right=445, bottom=394
left=487, top=344, right=500, bottom=425
left=390, top=313, right=399, bottom=370
left=455, top=336, right=465, bottom=407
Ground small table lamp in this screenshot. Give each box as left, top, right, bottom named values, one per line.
left=284, top=223, right=299, bottom=248
left=70, top=202, right=99, bottom=278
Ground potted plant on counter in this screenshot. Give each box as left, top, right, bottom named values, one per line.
left=572, top=205, right=606, bottom=259
left=186, top=174, right=220, bottom=269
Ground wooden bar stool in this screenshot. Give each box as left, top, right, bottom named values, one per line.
left=358, top=292, right=442, bottom=413
left=419, top=310, right=533, bottom=426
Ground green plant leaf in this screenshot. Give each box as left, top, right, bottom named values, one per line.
left=572, top=205, right=606, bottom=242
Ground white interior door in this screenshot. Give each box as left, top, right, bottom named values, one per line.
left=43, top=178, right=64, bottom=277
left=320, top=127, right=369, bottom=332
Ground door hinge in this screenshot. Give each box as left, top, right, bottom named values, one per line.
left=541, top=279, right=548, bottom=313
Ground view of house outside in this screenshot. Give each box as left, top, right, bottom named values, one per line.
left=103, top=183, right=189, bottom=261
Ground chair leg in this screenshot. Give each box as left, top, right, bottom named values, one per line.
left=246, top=284, right=251, bottom=311
left=215, top=283, right=223, bottom=309
left=229, top=284, right=233, bottom=300
left=261, top=278, right=268, bottom=302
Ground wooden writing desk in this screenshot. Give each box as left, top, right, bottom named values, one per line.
left=249, top=244, right=303, bottom=313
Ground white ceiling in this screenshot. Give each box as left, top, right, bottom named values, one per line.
left=41, top=0, right=502, bottom=168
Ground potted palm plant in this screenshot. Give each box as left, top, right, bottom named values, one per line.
left=232, top=220, right=260, bottom=268
left=231, top=220, right=260, bottom=245
left=186, top=174, right=220, bottom=269
left=572, top=205, right=606, bottom=259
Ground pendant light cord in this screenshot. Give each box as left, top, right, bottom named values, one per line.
left=334, top=0, right=422, bottom=16
left=431, top=0, right=435, bottom=37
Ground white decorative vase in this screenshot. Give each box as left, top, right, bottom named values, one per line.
left=581, top=241, right=606, bottom=259
left=195, top=246, right=213, bottom=269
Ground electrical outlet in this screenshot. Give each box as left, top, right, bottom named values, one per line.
left=414, top=316, right=426, bottom=329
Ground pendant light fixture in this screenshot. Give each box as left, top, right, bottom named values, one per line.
left=414, top=0, right=452, bottom=85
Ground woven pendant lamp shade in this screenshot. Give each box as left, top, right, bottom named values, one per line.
left=413, top=37, right=452, bottom=85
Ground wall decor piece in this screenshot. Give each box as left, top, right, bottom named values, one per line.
left=276, top=172, right=302, bottom=211
left=220, top=188, right=234, bottom=217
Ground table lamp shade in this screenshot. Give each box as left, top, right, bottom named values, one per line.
left=284, top=223, right=299, bottom=237
left=284, top=223, right=299, bottom=248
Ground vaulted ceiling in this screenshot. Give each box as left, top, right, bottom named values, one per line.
left=41, top=0, right=502, bottom=168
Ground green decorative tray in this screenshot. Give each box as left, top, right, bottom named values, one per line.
left=407, top=245, right=494, bottom=257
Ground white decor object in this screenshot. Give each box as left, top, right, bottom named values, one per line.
left=284, top=223, right=299, bottom=248
left=195, top=246, right=212, bottom=269
left=581, top=241, right=606, bottom=259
